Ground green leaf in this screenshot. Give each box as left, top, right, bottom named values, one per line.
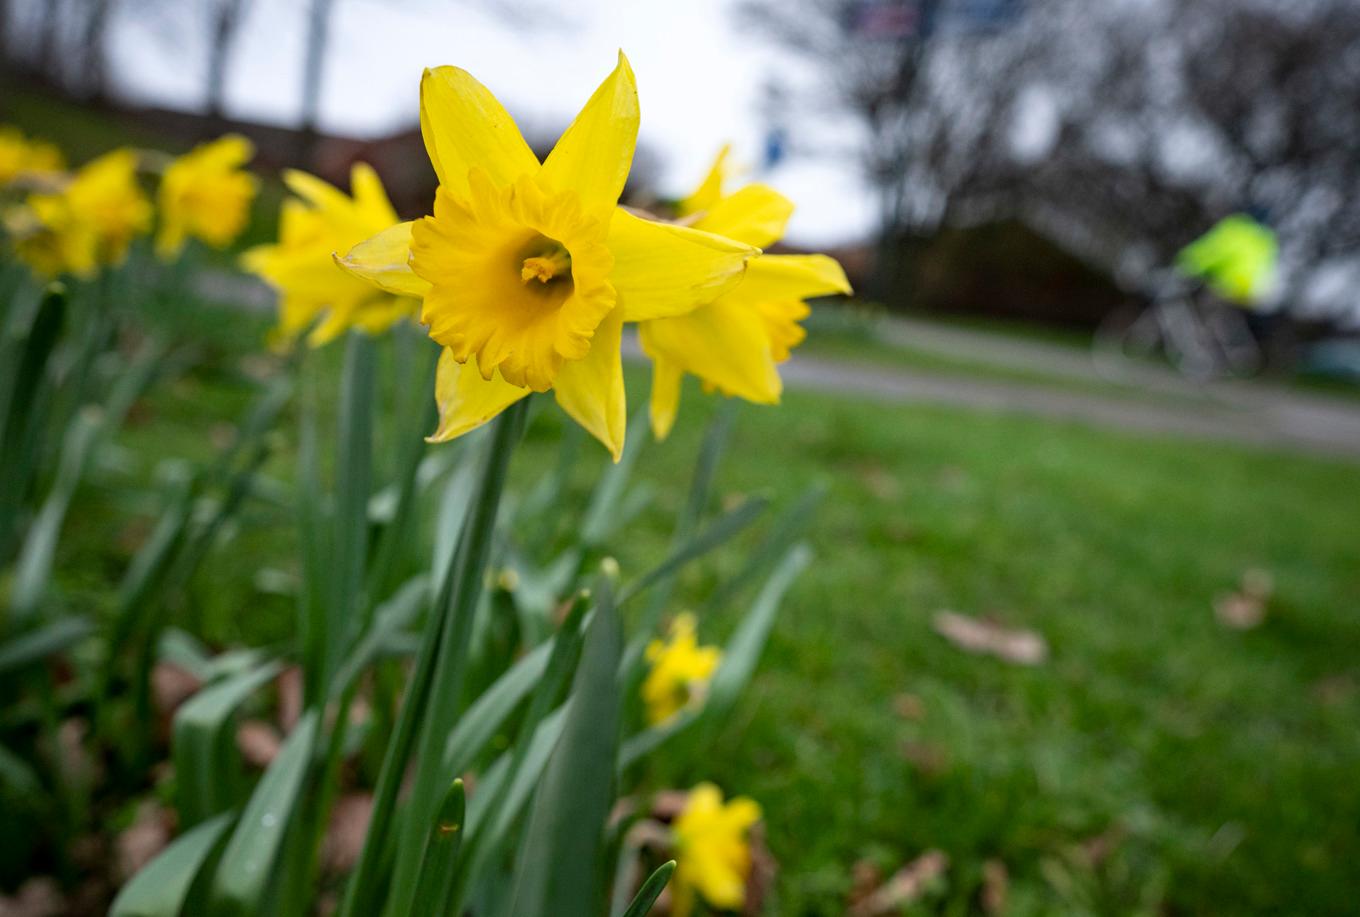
left=410, top=778, right=466, bottom=917
left=341, top=400, right=528, bottom=917
left=8, top=406, right=104, bottom=622
left=0, top=615, right=95, bottom=677
left=617, top=496, right=769, bottom=610
left=109, top=813, right=233, bottom=917
left=621, top=861, right=676, bottom=917
left=581, top=407, right=649, bottom=546
left=440, top=639, right=552, bottom=777
left=329, top=575, right=430, bottom=700
left=703, top=543, right=812, bottom=723
left=172, top=661, right=282, bottom=827
left=443, top=602, right=588, bottom=915
left=0, top=283, right=65, bottom=553
left=509, top=578, right=623, bottom=917
left=209, top=711, right=319, bottom=915
left=328, top=332, right=374, bottom=690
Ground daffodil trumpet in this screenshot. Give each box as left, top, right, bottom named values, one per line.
left=338, top=52, right=761, bottom=461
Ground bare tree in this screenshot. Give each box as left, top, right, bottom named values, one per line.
left=205, top=0, right=248, bottom=118
left=742, top=0, right=1360, bottom=321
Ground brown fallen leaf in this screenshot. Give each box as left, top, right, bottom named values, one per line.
left=899, top=741, right=950, bottom=777
left=237, top=720, right=282, bottom=769
left=322, top=793, right=373, bottom=875
left=0, top=877, right=63, bottom=917
left=981, top=858, right=1008, bottom=914
left=892, top=692, right=926, bottom=721
left=848, top=849, right=950, bottom=916
left=277, top=666, right=304, bottom=733
left=846, top=859, right=884, bottom=910
left=151, top=663, right=201, bottom=717
left=933, top=611, right=1048, bottom=665
left=1214, top=568, right=1275, bottom=630
left=116, top=802, right=173, bottom=881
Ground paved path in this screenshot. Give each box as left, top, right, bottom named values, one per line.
left=622, top=320, right=1360, bottom=462
left=208, top=270, right=1360, bottom=461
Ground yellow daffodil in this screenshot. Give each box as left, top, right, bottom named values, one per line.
left=338, top=53, right=759, bottom=460
left=0, top=126, right=65, bottom=186
left=642, top=612, right=721, bottom=725
left=243, top=163, right=417, bottom=346
left=9, top=148, right=151, bottom=278
left=156, top=134, right=258, bottom=259
left=641, top=148, right=853, bottom=440
left=4, top=202, right=93, bottom=278
left=671, top=783, right=761, bottom=917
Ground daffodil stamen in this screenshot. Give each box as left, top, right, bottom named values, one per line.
left=519, top=239, right=572, bottom=285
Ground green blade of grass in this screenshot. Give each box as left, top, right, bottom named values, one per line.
left=0, top=615, right=95, bottom=677
left=109, top=813, right=234, bottom=917
left=327, top=332, right=374, bottom=690
left=410, top=778, right=466, bottom=917
left=171, top=660, right=282, bottom=827
left=340, top=399, right=528, bottom=917
left=209, top=711, right=319, bottom=915
left=620, top=860, right=676, bottom=917
left=508, top=578, right=622, bottom=917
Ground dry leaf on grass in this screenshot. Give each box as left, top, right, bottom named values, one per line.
left=116, top=802, right=173, bottom=881
left=236, top=720, right=282, bottom=768
left=933, top=611, right=1048, bottom=665
left=892, top=693, right=925, bottom=721
left=151, top=663, right=201, bottom=717
left=1213, top=567, right=1274, bottom=630
left=848, top=849, right=950, bottom=916
left=322, top=793, right=373, bottom=875
left=981, top=858, right=1008, bottom=914
left=0, top=878, right=63, bottom=917
left=277, top=666, right=303, bottom=733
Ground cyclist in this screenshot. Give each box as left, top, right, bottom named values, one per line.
left=1175, top=211, right=1280, bottom=309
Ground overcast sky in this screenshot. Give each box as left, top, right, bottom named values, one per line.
left=102, top=0, right=878, bottom=245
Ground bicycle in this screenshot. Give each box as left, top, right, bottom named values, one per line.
left=1093, top=271, right=1263, bottom=383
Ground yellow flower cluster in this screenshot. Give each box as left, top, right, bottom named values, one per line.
left=642, top=612, right=722, bottom=725
left=243, top=164, right=418, bottom=346
left=329, top=52, right=850, bottom=457
left=0, top=127, right=65, bottom=186
left=1, top=128, right=258, bottom=279
left=671, top=782, right=762, bottom=917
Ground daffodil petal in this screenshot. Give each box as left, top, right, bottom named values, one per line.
left=639, top=297, right=781, bottom=405
left=335, top=221, right=431, bottom=298
left=608, top=209, right=757, bottom=322
left=649, top=353, right=684, bottom=441
left=539, top=52, right=638, bottom=219
left=349, top=162, right=398, bottom=225
left=427, top=348, right=531, bottom=443
left=553, top=306, right=626, bottom=461
left=695, top=184, right=794, bottom=248
left=728, top=253, right=852, bottom=302
left=283, top=169, right=353, bottom=214
left=678, top=144, right=731, bottom=217
left=419, top=66, right=540, bottom=200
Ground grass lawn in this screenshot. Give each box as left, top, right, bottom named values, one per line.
left=47, top=296, right=1360, bottom=915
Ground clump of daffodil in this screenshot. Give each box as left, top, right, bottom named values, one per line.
left=243, top=163, right=417, bottom=346
left=641, top=146, right=853, bottom=439
left=156, top=134, right=259, bottom=259
left=0, top=126, right=65, bottom=187
left=670, top=782, right=762, bottom=917
left=642, top=612, right=721, bottom=725
left=8, top=148, right=151, bottom=278
left=338, top=53, right=759, bottom=460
